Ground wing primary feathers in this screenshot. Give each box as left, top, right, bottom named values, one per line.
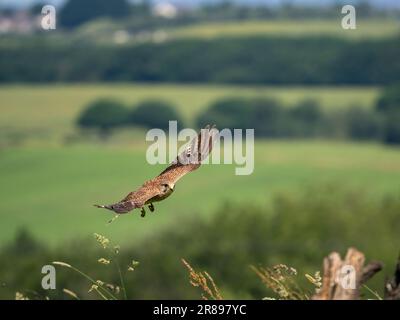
left=157, top=125, right=218, bottom=184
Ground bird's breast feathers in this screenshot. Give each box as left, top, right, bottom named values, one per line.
left=145, top=187, right=174, bottom=204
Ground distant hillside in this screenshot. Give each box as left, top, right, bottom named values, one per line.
left=167, top=0, right=399, bottom=9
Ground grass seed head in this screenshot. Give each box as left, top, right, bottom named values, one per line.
left=98, top=258, right=111, bottom=265
left=94, top=233, right=110, bottom=249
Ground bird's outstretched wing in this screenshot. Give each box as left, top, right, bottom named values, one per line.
left=95, top=125, right=218, bottom=215
left=122, top=179, right=163, bottom=207
left=157, top=125, right=218, bottom=185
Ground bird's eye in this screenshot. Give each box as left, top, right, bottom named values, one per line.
left=161, top=184, right=169, bottom=192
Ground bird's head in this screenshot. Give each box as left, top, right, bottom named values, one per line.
left=160, top=183, right=174, bottom=194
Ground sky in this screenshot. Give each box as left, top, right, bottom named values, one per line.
left=0, top=0, right=399, bottom=9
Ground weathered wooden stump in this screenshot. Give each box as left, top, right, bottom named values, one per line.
left=313, top=247, right=383, bottom=300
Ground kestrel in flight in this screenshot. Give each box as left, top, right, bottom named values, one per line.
left=95, top=125, right=218, bottom=218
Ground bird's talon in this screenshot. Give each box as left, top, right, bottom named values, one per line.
left=148, top=203, right=154, bottom=212
left=140, top=208, right=146, bottom=217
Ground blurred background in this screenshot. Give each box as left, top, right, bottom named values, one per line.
left=0, top=0, right=399, bottom=299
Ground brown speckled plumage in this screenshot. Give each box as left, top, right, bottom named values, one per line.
left=95, top=125, right=217, bottom=217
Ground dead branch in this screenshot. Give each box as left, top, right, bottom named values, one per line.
left=313, top=247, right=382, bottom=300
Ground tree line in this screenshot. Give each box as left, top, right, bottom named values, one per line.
left=1, top=36, right=399, bottom=85
left=77, top=84, right=400, bottom=145
left=34, top=0, right=394, bottom=29
left=78, top=99, right=184, bottom=136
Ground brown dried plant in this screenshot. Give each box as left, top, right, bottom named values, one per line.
left=181, top=258, right=223, bottom=300
left=251, top=264, right=310, bottom=300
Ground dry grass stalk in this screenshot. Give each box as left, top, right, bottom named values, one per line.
left=181, top=258, right=223, bottom=300
left=62, top=288, right=80, bottom=300
left=251, top=264, right=308, bottom=300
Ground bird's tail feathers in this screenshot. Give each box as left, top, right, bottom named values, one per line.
left=94, top=201, right=135, bottom=214
left=94, top=204, right=113, bottom=210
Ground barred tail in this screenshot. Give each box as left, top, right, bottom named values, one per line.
left=94, top=201, right=135, bottom=214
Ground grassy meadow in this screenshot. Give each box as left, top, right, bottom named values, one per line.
left=1, top=141, right=400, bottom=247
left=0, top=84, right=399, bottom=247
left=74, top=19, right=400, bottom=45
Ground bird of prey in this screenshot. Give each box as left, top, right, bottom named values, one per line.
left=95, top=125, right=218, bottom=218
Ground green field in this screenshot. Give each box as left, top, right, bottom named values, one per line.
left=0, top=84, right=398, bottom=247
left=169, top=19, right=400, bottom=40
left=1, top=140, right=399, bottom=246
left=75, top=19, right=400, bottom=44
left=0, top=84, right=379, bottom=145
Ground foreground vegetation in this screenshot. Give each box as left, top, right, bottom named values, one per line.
left=2, top=186, right=399, bottom=299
